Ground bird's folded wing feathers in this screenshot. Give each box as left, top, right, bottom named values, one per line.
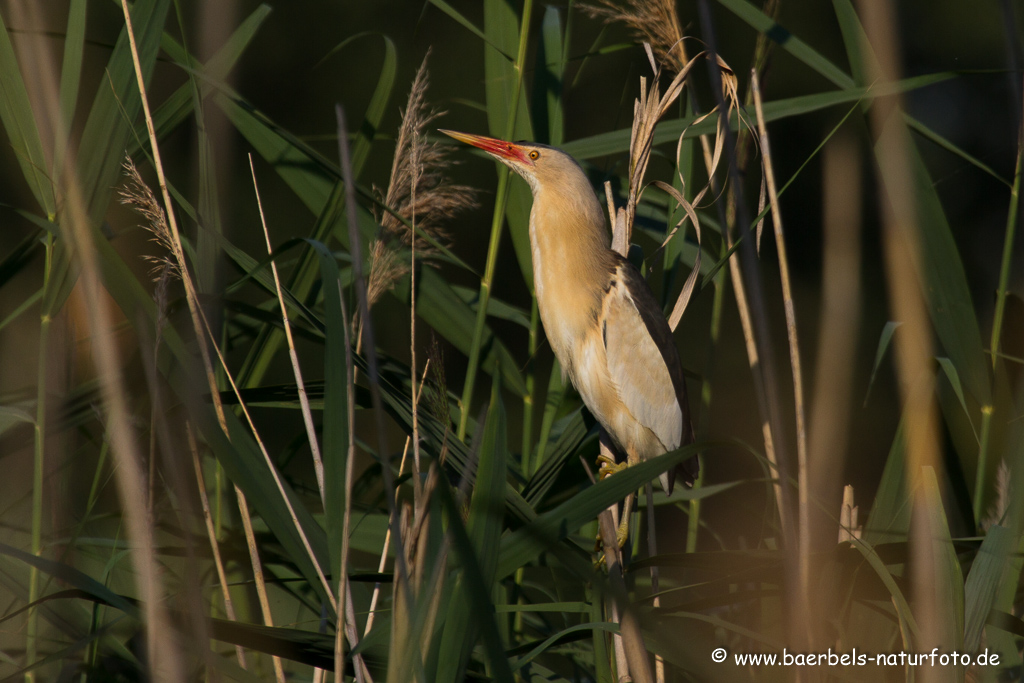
left=602, top=264, right=683, bottom=452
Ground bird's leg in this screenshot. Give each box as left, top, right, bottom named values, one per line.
left=595, top=438, right=640, bottom=548
left=593, top=488, right=634, bottom=558
left=597, top=457, right=634, bottom=546
left=617, top=491, right=635, bottom=548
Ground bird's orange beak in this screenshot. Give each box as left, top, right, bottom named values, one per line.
left=439, top=129, right=532, bottom=166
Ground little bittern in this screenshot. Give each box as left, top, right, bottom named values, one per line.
left=442, top=131, right=698, bottom=506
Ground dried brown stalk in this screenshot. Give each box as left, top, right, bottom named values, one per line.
left=751, top=69, right=810, bottom=627
left=608, top=47, right=723, bottom=337
left=249, top=156, right=326, bottom=506
left=116, top=3, right=335, bottom=675
left=120, top=158, right=290, bottom=683
left=857, top=0, right=945, bottom=671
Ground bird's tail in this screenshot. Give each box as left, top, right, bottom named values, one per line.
left=662, top=455, right=700, bottom=495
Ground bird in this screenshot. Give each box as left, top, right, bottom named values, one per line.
left=441, top=130, right=698, bottom=541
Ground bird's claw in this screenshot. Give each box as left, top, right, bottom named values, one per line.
left=594, top=514, right=632, bottom=567
left=597, top=454, right=628, bottom=480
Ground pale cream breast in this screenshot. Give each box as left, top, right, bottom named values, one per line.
left=525, top=155, right=671, bottom=462
left=528, top=187, right=610, bottom=368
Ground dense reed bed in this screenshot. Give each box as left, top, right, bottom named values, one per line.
left=0, top=1, right=1020, bottom=681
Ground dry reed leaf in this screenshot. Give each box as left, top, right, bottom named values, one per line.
left=608, top=50, right=725, bottom=329
left=586, top=2, right=754, bottom=328
left=621, top=53, right=706, bottom=245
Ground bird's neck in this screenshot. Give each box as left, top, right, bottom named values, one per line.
left=529, top=184, right=616, bottom=366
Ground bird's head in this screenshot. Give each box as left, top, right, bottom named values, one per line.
left=439, top=129, right=586, bottom=197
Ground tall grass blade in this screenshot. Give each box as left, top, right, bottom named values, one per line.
left=865, top=321, right=901, bottom=404
left=219, top=93, right=335, bottom=214
left=561, top=72, right=955, bottom=159
left=53, top=0, right=87, bottom=187
left=434, top=446, right=516, bottom=682
left=537, top=6, right=566, bottom=146
left=498, top=443, right=703, bottom=578
left=331, top=34, right=397, bottom=177
left=427, top=0, right=510, bottom=57
left=877, top=119, right=991, bottom=407
left=177, top=372, right=333, bottom=605
left=456, top=0, right=535, bottom=439
left=720, top=0, right=1007, bottom=183
left=920, top=466, right=966, bottom=678
left=524, top=408, right=591, bottom=505
left=0, top=10, right=56, bottom=218
left=79, top=0, right=171, bottom=224
left=531, top=360, right=570, bottom=473
left=964, top=524, right=1016, bottom=652
left=133, top=5, right=271, bottom=155
left=863, top=417, right=910, bottom=544
left=307, top=239, right=350, bottom=580
left=936, top=358, right=977, bottom=435
left=990, top=115, right=1023, bottom=368
left=436, top=382, right=509, bottom=680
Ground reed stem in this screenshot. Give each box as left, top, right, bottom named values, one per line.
left=752, top=68, right=811, bottom=626
left=457, top=0, right=535, bottom=440
left=26, top=235, right=54, bottom=683
left=989, top=83, right=1023, bottom=372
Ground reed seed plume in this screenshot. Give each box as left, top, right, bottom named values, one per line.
left=367, top=237, right=402, bottom=309
left=584, top=0, right=688, bottom=71
left=365, top=51, right=476, bottom=310
left=118, top=156, right=179, bottom=282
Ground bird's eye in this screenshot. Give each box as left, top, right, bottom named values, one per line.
left=529, top=150, right=540, bottom=160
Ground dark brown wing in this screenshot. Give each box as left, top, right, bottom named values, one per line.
left=614, top=255, right=698, bottom=490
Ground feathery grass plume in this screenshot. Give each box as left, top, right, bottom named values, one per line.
left=118, top=156, right=179, bottom=282
left=584, top=0, right=688, bottom=71
left=364, top=51, right=476, bottom=312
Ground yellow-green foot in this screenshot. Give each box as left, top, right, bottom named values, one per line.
left=592, top=452, right=636, bottom=555
left=597, top=453, right=629, bottom=480
left=594, top=507, right=633, bottom=567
